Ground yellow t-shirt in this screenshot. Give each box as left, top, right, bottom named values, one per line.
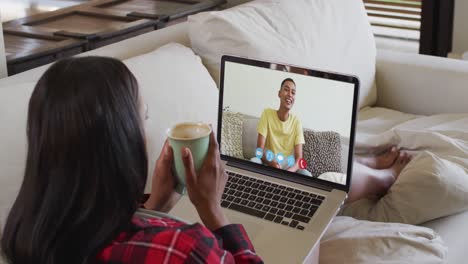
left=257, top=108, right=305, bottom=157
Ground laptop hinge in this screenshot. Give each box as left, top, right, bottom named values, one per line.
left=226, top=160, right=334, bottom=192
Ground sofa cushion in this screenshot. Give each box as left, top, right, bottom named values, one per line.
left=188, top=0, right=377, bottom=109
left=321, top=216, right=447, bottom=264
left=0, top=82, right=35, bottom=228
left=303, top=130, right=342, bottom=177
left=123, top=43, right=219, bottom=192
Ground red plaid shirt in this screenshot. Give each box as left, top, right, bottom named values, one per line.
left=97, top=215, right=263, bottom=263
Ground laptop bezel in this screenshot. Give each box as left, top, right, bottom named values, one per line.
left=217, top=55, right=359, bottom=193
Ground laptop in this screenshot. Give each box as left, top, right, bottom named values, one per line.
left=170, top=55, right=359, bottom=263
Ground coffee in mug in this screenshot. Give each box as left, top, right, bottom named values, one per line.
left=167, top=122, right=211, bottom=194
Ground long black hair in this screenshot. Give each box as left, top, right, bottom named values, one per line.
left=1, top=57, right=148, bottom=264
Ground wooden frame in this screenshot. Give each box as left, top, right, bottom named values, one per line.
left=93, top=0, right=226, bottom=21
left=2, top=0, right=227, bottom=75
left=4, top=7, right=157, bottom=50
left=4, top=30, right=86, bottom=75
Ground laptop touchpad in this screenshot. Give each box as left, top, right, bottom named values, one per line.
left=226, top=210, right=264, bottom=238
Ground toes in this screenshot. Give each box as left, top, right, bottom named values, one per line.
left=399, top=152, right=413, bottom=165
left=390, top=146, right=400, bottom=160
left=398, top=153, right=406, bottom=164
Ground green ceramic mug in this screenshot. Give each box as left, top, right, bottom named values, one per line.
left=167, top=122, right=211, bottom=194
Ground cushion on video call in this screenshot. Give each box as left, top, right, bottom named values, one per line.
left=221, top=111, right=244, bottom=159
left=320, top=216, right=447, bottom=264
left=188, top=0, right=377, bottom=109
left=303, top=130, right=342, bottom=177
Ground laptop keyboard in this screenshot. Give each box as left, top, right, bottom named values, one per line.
left=221, top=171, right=325, bottom=231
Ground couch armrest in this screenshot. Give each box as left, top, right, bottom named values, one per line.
left=375, top=49, right=468, bottom=115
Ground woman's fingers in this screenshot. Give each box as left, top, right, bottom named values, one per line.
left=182, top=148, right=197, bottom=187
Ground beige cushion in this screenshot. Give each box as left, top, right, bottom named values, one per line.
left=0, top=82, right=35, bottom=228
left=321, top=216, right=447, bottom=264
left=189, top=0, right=377, bottom=109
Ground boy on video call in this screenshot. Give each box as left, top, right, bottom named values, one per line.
left=251, top=78, right=312, bottom=176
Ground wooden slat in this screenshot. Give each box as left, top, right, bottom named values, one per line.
left=364, top=0, right=421, bottom=8
left=365, top=5, right=421, bottom=15
left=364, top=0, right=422, bottom=4
left=370, top=22, right=420, bottom=30
left=364, top=0, right=422, bottom=41
left=367, top=13, right=420, bottom=21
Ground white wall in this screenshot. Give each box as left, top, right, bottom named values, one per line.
left=223, top=61, right=355, bottom=138
left=0, top=11, right=7, bottom=78
left=452, top=0, right=468, bottom=55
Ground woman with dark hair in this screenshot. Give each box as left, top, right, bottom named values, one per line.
left=1, top=57, right=263, bottom=264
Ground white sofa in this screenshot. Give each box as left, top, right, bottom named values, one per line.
left=1, top=9, right=468, bottom=264
left=0, top=14, right=7, bottom=78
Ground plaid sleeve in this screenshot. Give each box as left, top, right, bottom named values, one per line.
left=97, top=217, right=263, bottom=264
left=212, top=224, right=263, bottom=264
left=183, top=224, right=263, bottom=264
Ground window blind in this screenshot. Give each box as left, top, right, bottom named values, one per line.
left=364, top=0, right=422, bottom=41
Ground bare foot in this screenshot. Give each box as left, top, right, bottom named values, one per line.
left=386, top=152, right=412, bottom=181
left=373, top=152, right=412, bottom=197
left=356, top=146, right=400, bottom=169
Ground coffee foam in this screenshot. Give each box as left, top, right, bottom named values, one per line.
left=169, top=123, right=211, bottom=140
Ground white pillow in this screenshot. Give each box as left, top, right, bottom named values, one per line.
left=0, top=82, right=35, bottom=228
left=321, top=216, right=447, bottom=264
left=341, top=151, right=468, bottom=225
left=188, top=0, right=377, bottom=109
left=123, top=43, right=219, bottom=192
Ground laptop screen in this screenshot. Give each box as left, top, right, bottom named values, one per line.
left=219, top=56, right=358, bottom=189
